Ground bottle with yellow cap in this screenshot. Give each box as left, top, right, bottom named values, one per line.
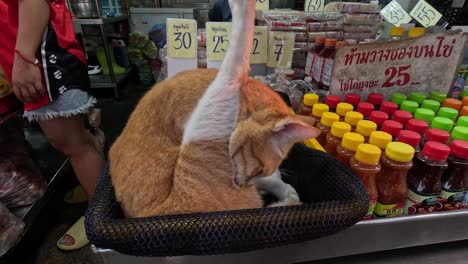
left=345, top=111, right=364, bottom=131
left=324, top=121, right=352, bottom=157
left=390, top=26, right=404, bottom=41
left=408, top=27, right=425, bottom=38
left=350, top=144, right=382, bottom=219
left=336, top=132, right=365, bottom=166
left=300, top=93, right=319, bottom=116
left=311, top=103, right=329, bottom=121
left=356, top=120, right=377, bottom=142
left=336, top=102, right=354, bottom=121
left=369, top=131, right=392, bottom=150
left=316, top=112, right=340, bottom=147
left=374, top=142, right=415, bottom=218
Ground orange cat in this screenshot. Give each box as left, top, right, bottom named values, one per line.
left=109, top=0, right=319, bottom=218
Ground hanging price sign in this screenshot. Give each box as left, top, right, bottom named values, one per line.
left=206, top=22, right=232, bottom=61
left=250, top=27, right=268, bottom=64
left=305, top=0, right=325, bottom=11
left=267, top=31, right=295, bottom=68
left=256, top=0, right=269, bottom=10
left=409, top=0, right=443, bottom=27
left=167, top=19, right=197, bottom=58
left=380, top=0, right=412, bottom=26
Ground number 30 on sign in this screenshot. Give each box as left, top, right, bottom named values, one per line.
left=167, top=19, right=197, bottom=59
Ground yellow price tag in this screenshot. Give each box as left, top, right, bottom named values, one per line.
left=305, top=0, right=324, bottom=11
left=250, top=27, right=268, bottom=64
left=409, top=0, right=443, bottom=27
left=267, top=31, right=295, bottom=68
left=167, top=19, right=197, bottom=59
left=256, top=0, right=269, bottom=10
left=206, top=22, right=231, bottom=61
left=379, top=0, right=412, bottom=26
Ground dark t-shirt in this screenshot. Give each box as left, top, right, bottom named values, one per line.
left=208, top=0, right=232, bottom=22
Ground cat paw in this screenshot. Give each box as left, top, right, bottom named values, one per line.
left=283, top=184, right=300, bottom=203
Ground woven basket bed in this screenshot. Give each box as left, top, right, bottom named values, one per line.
left=85, top=144, right=368, bottom=257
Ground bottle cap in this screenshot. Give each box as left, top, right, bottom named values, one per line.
left=451, top=126, right=468, bottom=141
left=369, top=111, right=389, bottom=126
left=344, top=111, right=364, bottom=127
left=421, top=99, right=440, bottom=113
left=414, top=108, right=435, bottom=123
left=421, top=141, right=450, bottom=161
left=369, top=131, right=392, bottom=149
left=450, top=140, right=468, bottom=160
left=312, top=103, right=329, bottom=118
left=400, top=100, right=419, bottom=114
left=406, top=119, right=429, bottom=135
left=431, top=117, right=454, bottom=132
left=336, top=102, right=354, bottom=117
left=425, top=128, right=450, bottom=144
left=331, top=121, right=352, bottom=138
left=316, top=36, right=326, bottom=44
left=320, top=112, right=340, bottom=127
left=367, top=93, right=384, bottom=106
left=380, top=101, right=398, bottom=116
left=345, top=93, right=361, bottom=106
left=390, top=26, right=404, bottom=37
left=429, top=91, right=447, bottom=103
left=437, top=107, right=458, bottom=121
left=325, top=95, right=341, bottom=109
left=381, top=120, right=403, bottom=137
left=303, top=93, right=319, bottom=107
left=336, top=41, right=348, bottom=47
left=409, top=92, right=427, bottom=104
left=397, top=130, right=421, bottom=148
left=356, top=120, right=377, bottom=137
left=355, top=144, right=382, bottom=165
left=442, top=98, right=462, bottom=111
left=385, top=142, right=415, bottom=163
left=461, top=96, right=468, bottom=107
left=325, top=38, right=337, bottom=46
left=461, top=106, right=468, bottom=117
left=391, top=93, right=407, bottom=105
left=342, top=132, right=365, bottom=152
left=392, top=110, right=413, bottom=126
left=457, top=116, right=468, bottom=127
left=408, top=27, right=425, bottom=38
left=357, top=102, right=374, bottom=117
left=460, top=91, right=468, bottom=99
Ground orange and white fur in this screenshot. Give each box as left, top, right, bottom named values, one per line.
left=109, top=0, right=319, bottom=218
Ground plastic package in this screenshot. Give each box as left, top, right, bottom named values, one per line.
left=295, top=32, right=308, bottom=42
left=324, top=2, right=380, bottom=14
left=344, top=32, right=377, bottom=41
left=197, top=28, right=206, bottom=47
left=294, top=42, right=308, bottom=52
left=270, top=21, right=307, bottom=32
left=197, top=47, right=207, bottom=68
left=307, top=21, right=343, bottom=32
left=342, top=14, right=382, bottom=25
left=0, top=202, right=24, bottom=257
left=308, top=31, right=344, bottom=42
left=343, top=25, right=377, bottom=33
left=304, top=12, right=342, bottom=22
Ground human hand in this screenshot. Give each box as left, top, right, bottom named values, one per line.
left=12, top=52, right=43, bottom=102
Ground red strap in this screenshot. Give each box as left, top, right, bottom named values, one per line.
left=14, top=49, right=39, bottom=65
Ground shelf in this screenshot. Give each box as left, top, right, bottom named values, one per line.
left=89, top=68, right=132, bottom=89
left=73, top=15, right=129, bottom=25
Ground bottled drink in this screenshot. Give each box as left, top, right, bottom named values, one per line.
left=357, top=102, right=374, bottom=119
left=311, top=103, right=329, bottom=121
left=391, top=93, right=407, bottom=106
left=345, top=93, right=361, bottom=108
left=336, top=132, right=365, bottom=166
left=441, top=140, right=468, bottom=211
left=313, top=39, right=337, bottom=86
left=300, top=93, right=319, bottom=116
left=344, top=111, right=364, bottom=131
left=429, top=91, right=447, bottom=104
left=421, top=100, right=441, bottom=113
left=400, top=100, right=419, bottom=114
left=369, top=111, right=389, bottom=130
left=379, top=101, right=398, bottom=117
left=316, top=112, right=340, bottom=147
left=369, top=131, right=392, bottom=150
left=431, top=117, right=454, bottom=133
left=325, top=95, right=341, bottom=112
left=409, top=92, right=426, bottom=105
left=306, top=37, right=326, bottom=77
left=437, top=107, right=458, bottom=121
left=392, top=110, right=413, bottom=127
left=367, top=93, right=384, bottom=110
left=381, top=120, right=403, bottom=140
left=324, top=121, right=352, bottom=157
left=406, top=119, right=429, bottom=136
left=336, top=102, right=354, bottom=121
left=451, top=126, right=468, bottom=141
left=356, top=120, right=377, bottom=142
left=425, top=128, right=450, bottom=145
left=414, top=108, right=435, bottom=124
left=397, top=130, right=421, bottom=153
left=442, top=98, right=462, bottom=111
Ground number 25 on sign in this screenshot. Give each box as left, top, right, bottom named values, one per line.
left=167, top=19, right=197, bottom=59
left=305, top=0, right=324, bottom=11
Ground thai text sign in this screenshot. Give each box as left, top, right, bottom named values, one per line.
left=330, top=32, right=467, bottom=99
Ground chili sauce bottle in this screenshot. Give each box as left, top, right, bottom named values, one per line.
left=300, top=93, right=319, bottom=116
left=306, top=36, right=326, bottom=77
left=325, top=95, right=341, bottom=113
left=345, top=111, right=364, bottom=131
left=313, top=39, right=337, bottom=86
left=356, top=120, right=377, bottom=142
left=336, top=132, right=365, bottom=166
left=397, top=130, right=421, bottom=153
left=336, top=102, right=354, bottom=121
left=457, top=116, right=468, bottom=127
left=369, top=111, right=389, bottom=130
left=381, top=120, right=403, bottom=140
left=431, top=117, right=454, bottom=133
left=380, top=101, right=398, bottom=118
left=391, top=93, right=407, bottom=106
left=441, top=140, right=468, bottom=211
left=392, top=110, right=413, bottom=127
left=316, top=112, right=340, bottom=147
left=405, top=141, right=450, bottom=215
left=324, top=121, right=352, bottom=157
left=451, top=126, right=468, bottom=142
left=312, top=103, right=329, bottom=121
left=350, top=144, right=382, bottom=219
left=424, top=128, right=450, bottom=145
left=400, top=100, right=419, bottom=114
left=421, top=99, right=441, bottom=113
left=374, top=142, right=415, bottom=218
left=369, top=131, right=392, bottom=151
left=414, top=108, right=435, bottom=124
left=442, top=98, right=462, bottom=111
left=357, top=102, right=374, bottom=119
left=408, top=92, right=427, bottom=105
left=437, top=107, right=459, bottom=122
left=460, top=106, right=468, bottom=117
left=322, top=40, right=346, bottom=90
left=367, top=93, right=384, bottom=110
left=429, top=91, right=447, bottom=104
left=406, top=119, right=429, bottom=136
left=345, top=93, right=361, bottom=108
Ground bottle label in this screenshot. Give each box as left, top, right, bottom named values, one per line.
left=440, top=188, right=467, bottom=211
left=405, top=189, right=442, bottom=214
left=305, top=52, right=315, bottom=76
left=312, top=55, right=324, bottom=83
left=322, top=57, right=334, bottom=87
left=364, top=195, right=377, bottom=220
left=374, top=201, right=405, bottom=217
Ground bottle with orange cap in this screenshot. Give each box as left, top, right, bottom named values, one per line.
left=306, top=36, right=326, bottom=77
left=336, top=132, right=365, bottom=166
left=313, top=38, right=337, bottom=87
left=442, top=98, right=462, bottom=112
left=350, top=144, right=382, bottom=219
left=336, top=102, right=354, bottom=121
left=316, top=112, right=340, bottom=147
left=324, top=121, right=352, bottom=157
left=300, top=93, right=319, bottom=116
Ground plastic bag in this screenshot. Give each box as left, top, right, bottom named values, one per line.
left=324, top=2, right=380, bottom=14
left=0, top=202, right=24, bottom=256
left=307, top=21, right=343, bottom=32
left=342, top=13, right=382, bottom=25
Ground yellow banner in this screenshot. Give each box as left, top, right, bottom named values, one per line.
left=206, top=22, right=232, bottom=61
left=167, top=19, right=197, bottom=59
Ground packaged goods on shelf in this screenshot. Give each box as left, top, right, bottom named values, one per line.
left=198, top=47, right=207, bottom=69
left=324, top=2, right=381, bottom=14
left=304, top=12, right=342, bottom=22
left=344, top=32, right=377, bottom=42
left=270, top=21, right=307, bottom=32
left=295, top=32, right=308, bottom=42
left=307, top=21, right=343, bottom=32
left=294, top=42, right=308, bottom=52
left=197, top=28, right=206, bottom=47
left=343, top=24, right=377, bottom=34
left=308, top=31, right=344, bottom=42
left=342, top=13, right=382, bottom=25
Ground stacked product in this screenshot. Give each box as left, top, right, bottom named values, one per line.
left=197, top=28, right=207, bottom=68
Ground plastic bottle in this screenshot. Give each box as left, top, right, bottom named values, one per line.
left=313, top=39, right=337, bottom=86
left=425, top=128, right=450, bottom=145
left=369, top=131, right=392, bottom=150
left=457, top=116, right=468, bottom=127
left=369, top=111, right=389, bottom=129
left=397, top=130, right=421, bottom=153
left=325, top=95, right=341, bottom=112
left=300, top=93, right=319, bottom=116
left=414, top=108, right=435, bottom=124
left=336, top=102, right=354, bottom=121
left=350, top=144, right=382, bottom=219
left=429, top=91, right=447, bottom=104
left=357, top=102, right=374, bottom=119
left=356, top=120, right=377, bottom=142
left=322, top=41, right=346, bottom=90
left=381, top=120, right=403, bottom=140
left=440, top=140, right=468, bottom=211
left=421, top=100, right=441, bottom=113
left=368, top=93, right=384, bottom=110
left=306, top=37, right=326, bottom=77
left=345, top=111, right=364, bottom=131
left=392, top=110, right=413, bottom=127
left=431, top=117, right=454, bottom=133
left=400, top=100, right=419, bottom=114
left=408, top=27, right=425, bottom=38
left=324, top=121, right=352, bottom=157
left=389, top=26, right=404, bottom=41
left=312, top=103, right=329, bottom=121
left=374, top=142, right=415, bottom=217
left=461, top=92, right=468, bottom=100
left=437, top=107, right=459, bottom=121
left=442, top=98, right=462, bottom=111
left=451, top=126, right=468, bottom=141
left=391, top=93, right=407, bottom=106
left=406, top=141, right=450, bottom=215
left=461, top=106, right=468, bottom=117
left=462, top=96, right=468, bottom=107
left=316, top=112, right=340, bottom=147
left=336, top=132, right=365, bottom=166
left=345, top=93, right=361, bottom=108
left=379, top=101, right=398, bottom=117
left=408, top=92, right=426, bottom=105
left=406, top=119, right=429, bottom=136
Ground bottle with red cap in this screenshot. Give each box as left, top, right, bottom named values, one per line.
left=345, top=93, right=361, bottom=108
left=380, top=101, right=398, bottom=118
left=424, top=128, right=451, bottom=145
left=325, top=95, right=341, bottom=112
left=406, top=119, right=429, bottom=136
left=381, top=120, right=403, bottom=140
left=397, top=130, right=421, bottom=153
left=392, top=110, right=413, bottom=127
left=357, top=102, right=374, bottom=119
left=405, top=141, right=450, bottom=215
left=369, top=111, right=389, bottom=129
left=440, top=140, right=468, bottom=211
left=368, top=93, right=384, bottom=110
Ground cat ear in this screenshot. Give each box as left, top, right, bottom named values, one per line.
left=270, top=117, right=320, bottom=157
